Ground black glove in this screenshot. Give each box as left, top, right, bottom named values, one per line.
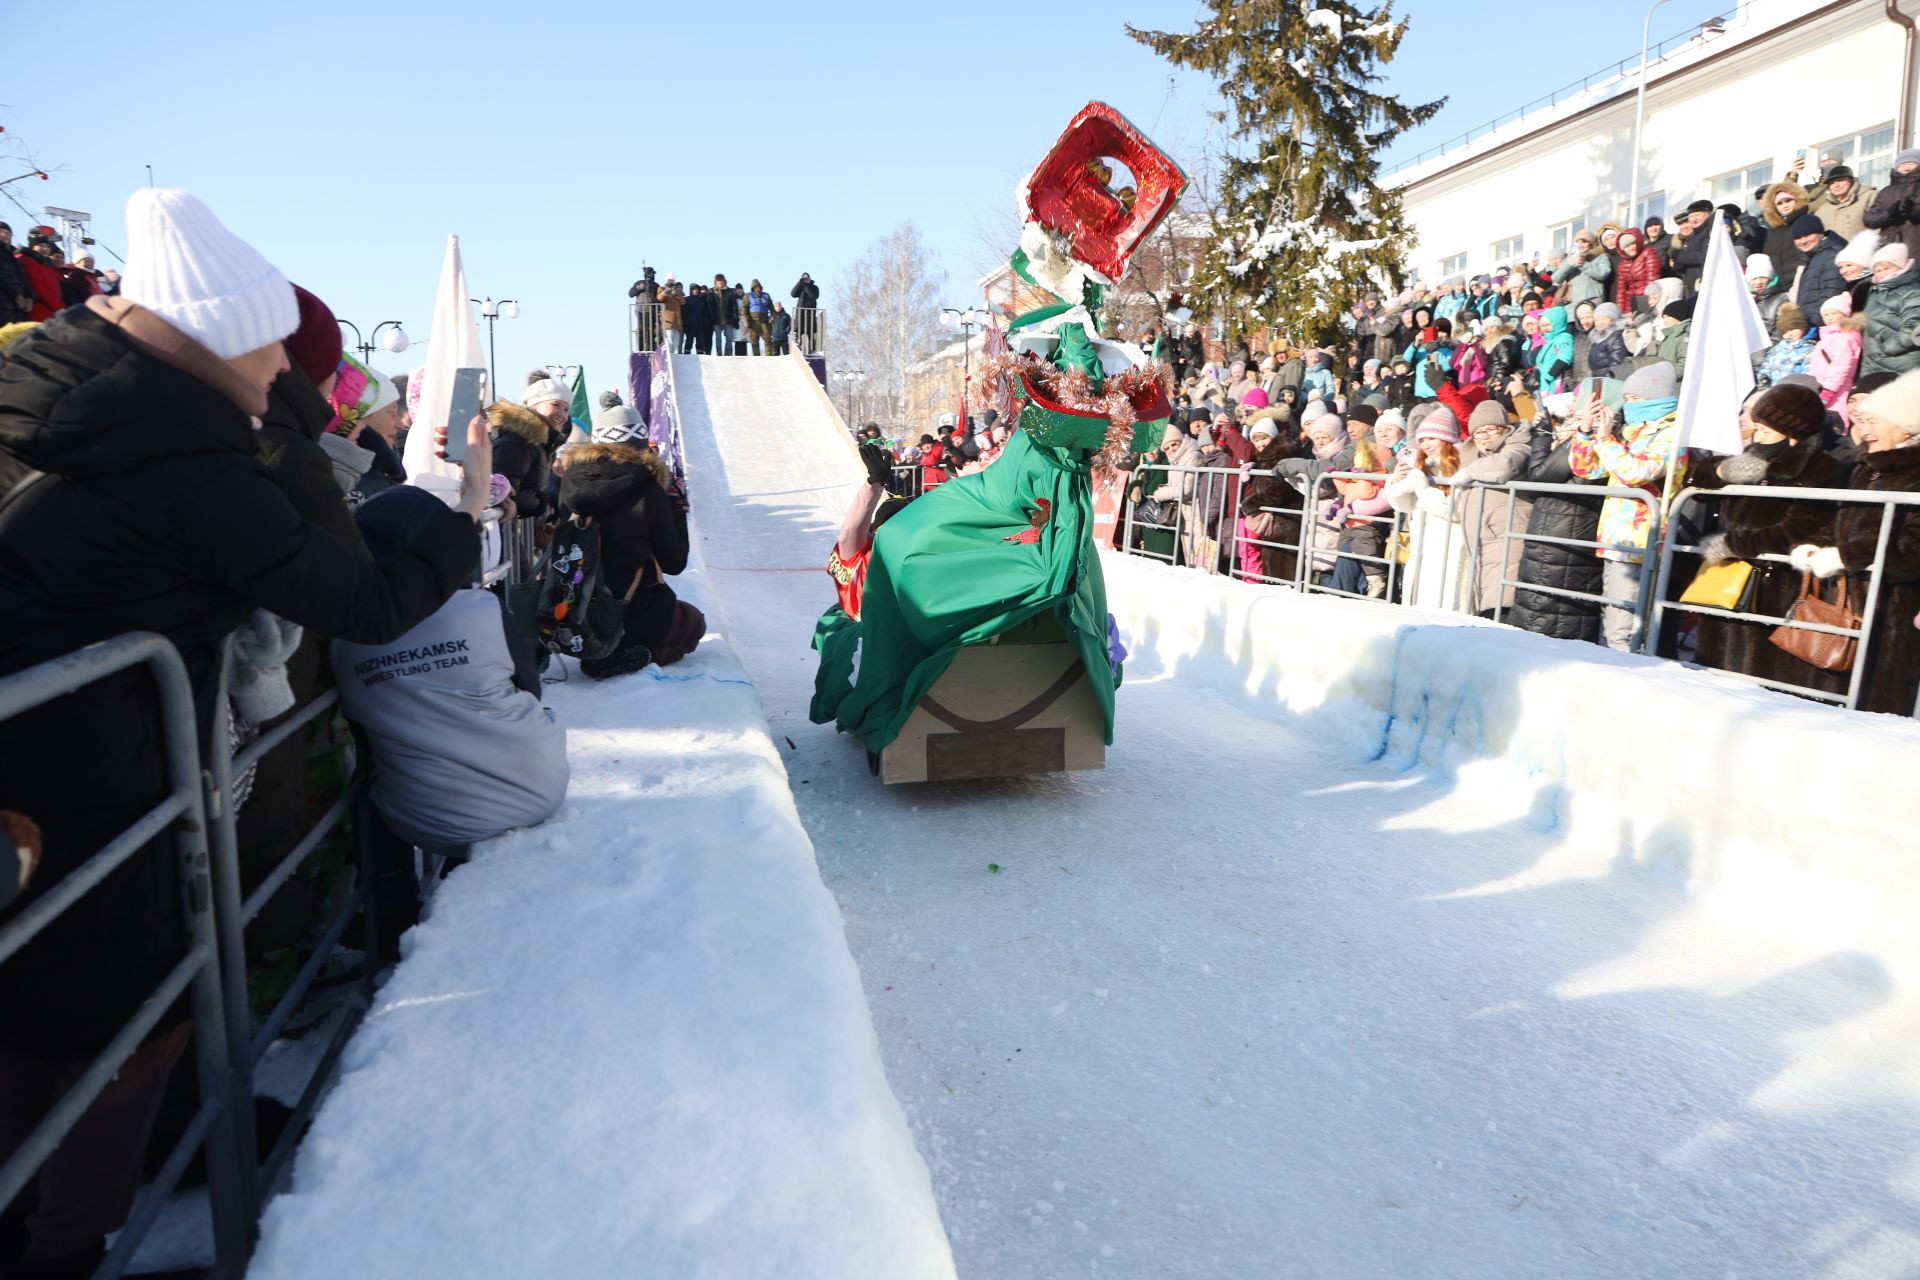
left=859, top=442, right=892, bottom=486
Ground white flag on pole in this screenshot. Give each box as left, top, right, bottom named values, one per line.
left=1673, top=213, right=1770, bottom=457
left=402, top=234, right=489, bottom=496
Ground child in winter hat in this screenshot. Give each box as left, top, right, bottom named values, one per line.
left=119, top=189, right=298, bottom=360
left=1812, top=294, right=1864, bottom=421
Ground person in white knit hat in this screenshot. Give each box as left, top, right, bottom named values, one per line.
left=0, top=189, right=493, bottom=1273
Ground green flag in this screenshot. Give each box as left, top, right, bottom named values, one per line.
left=570, top=367, right=590, bottom=430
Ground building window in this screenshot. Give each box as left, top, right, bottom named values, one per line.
left=1548, top=220, right=1578, bottom=258
left=1439, top=252, right=1467, bottom=277
left=1490, top=235, right=1525, bottom=265
left=1633, top=192, right=1668, bottom=230
left=1818, top=121, right=1898, bottom=189
left=1707, top=161, right=1773, bottom=211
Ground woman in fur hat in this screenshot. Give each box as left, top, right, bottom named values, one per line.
left=1787, top=367, right=1920, bottom=713
left=555, top=409, right=701, bottom=676
left=1689, top=383, right=1849, bottom=696
left=1759, top=180, right=1814, bottom=279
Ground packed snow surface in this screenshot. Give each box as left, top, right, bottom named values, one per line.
left=683, top=353, right=1920, bottom=1278
left=247, top=587, right=954, bottom=1279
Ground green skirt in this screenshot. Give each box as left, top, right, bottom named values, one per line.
left=810, top=429, right=1115, bottom=753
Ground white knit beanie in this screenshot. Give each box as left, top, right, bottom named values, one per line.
left=1836, top=231, right=1881, bottom=273
left=525, top=377, right=569, bottom=409
left=119, top=190, right=297, bottom=358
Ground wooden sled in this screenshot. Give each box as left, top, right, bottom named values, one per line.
left=878, top=612, right=1106, bottom=785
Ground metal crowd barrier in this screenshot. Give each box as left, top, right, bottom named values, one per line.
left=888, top=465, right=925, bottom=500
left=792, top=307, right=824, bottom=357
left=630, top=302, right=665, bottom=355
left=1650, top=485, right=1920, bottom=714
left=0, top=634, right=249, bottom=1278
left=205, top=630, right=378, bottom=1247
left=1297, top=470, right=1405, bottom=601
left=1116, top=463, right=1920, bottom=718
left=1484, top=480, right=1663, bottom=645
left=0, top=621, right=416, bottom=1274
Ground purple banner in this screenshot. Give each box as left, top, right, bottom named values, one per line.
left=628, top=353, right=651, bottom=429
left=644, top=347, right=685, bottom=486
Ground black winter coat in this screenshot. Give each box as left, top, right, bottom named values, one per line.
left=1835, top=441, right=1920, bottom=715
left=1689, top=439, right=1849, bottom=696
left=0, top=245, right=25, bottom=325
left=1483, top=336, right=1522, bottom=394
left=1670, top=227, right=1711, bottom=294
left=1505, top=426, right=1605, bottom=643
left=1865, top=169, right=1920, bottom=261
left=0, top=301, right=477, bottom=1054
left=239, top=368, right=376, bottom=953
left=791, top=276, right=821, bottom=310
left=1793, top=231, right=1850, bottom=319
left=491, top=401, right=560, bottom=521
left=683, top=291, right=712, bottom=334
left=558, top=442, right=690, bottom=648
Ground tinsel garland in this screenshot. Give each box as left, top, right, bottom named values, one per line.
left=969, top=333, right=1170, bottom=470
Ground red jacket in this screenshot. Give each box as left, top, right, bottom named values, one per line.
left=1613, top=235, right=1663, bottom=316
left=920, top=442, right=948, bottom=488
left=16, top=251, right=63, bottom=321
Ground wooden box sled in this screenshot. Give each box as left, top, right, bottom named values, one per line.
left=879, top=613, right=1106, bottom=785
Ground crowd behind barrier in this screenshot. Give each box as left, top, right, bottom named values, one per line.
left=627, top=267, right=822, bottom=357
left=1, top=189, right=710, bottom=1275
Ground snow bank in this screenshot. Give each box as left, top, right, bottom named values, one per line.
left=248, top=605, right=955, bottom=1280
left=1105, top=552, right=1920, bottom=970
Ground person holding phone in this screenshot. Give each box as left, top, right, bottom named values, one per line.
left=0, top=189, right=489, bottom=1274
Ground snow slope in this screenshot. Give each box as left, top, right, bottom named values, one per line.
left=247, top=583, right=955, bottom=1280
left=686, top=353, right=1920, bottom=1279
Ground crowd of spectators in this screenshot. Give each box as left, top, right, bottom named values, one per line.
left=628, top=268, right=819, bottom=356
left=0, top=189, right=701, bottom=1274
left=1096, top=147, right=1920, bottom=715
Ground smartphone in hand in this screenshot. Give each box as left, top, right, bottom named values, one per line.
left=443, top=368, right=488, bottom=465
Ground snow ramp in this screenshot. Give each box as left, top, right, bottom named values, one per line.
left=248, top=359, right=954, bottom=1277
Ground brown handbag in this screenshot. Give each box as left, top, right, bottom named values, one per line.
left=1768, top=572, right=1861, bottom=672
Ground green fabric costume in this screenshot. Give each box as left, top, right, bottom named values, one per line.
left=810, top=343, right=1163, bottom=754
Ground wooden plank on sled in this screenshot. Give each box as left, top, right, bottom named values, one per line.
left=881, top=619, right=1105, bottom=784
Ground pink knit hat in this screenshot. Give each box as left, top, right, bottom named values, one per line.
left=1240, top=386, right=1270, bottom=410
left=1821, top=293, right=1853, bottom=318
left=1414, top=406, right=1461, bottom=443
left=1875, top=244, right=1912, bottom=271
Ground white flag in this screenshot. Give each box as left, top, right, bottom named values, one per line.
left=402, top=234, right=489, bottom=496
left=1673, top=214, right=1770, bottom=457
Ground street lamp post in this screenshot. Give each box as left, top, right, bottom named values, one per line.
left=471, top=297, right=520, bottom=396
left=335, top=318, right=411, bottom=369
left=1628, top=0, right=1673, bottom=227
left=832, top=367, right=866, bottom=424
left=940, top=305, right=986, bottom=416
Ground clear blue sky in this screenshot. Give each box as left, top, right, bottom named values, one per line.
left=5, top=0, right=1731, bottom=398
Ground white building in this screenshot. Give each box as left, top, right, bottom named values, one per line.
left=1393, top=0, right=1919, bottom=284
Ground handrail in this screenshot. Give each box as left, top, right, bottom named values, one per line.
left=1381, top=2, right=1742, bottom=180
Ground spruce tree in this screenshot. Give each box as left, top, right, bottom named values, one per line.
left=1127, top=3, right=1443, bottom=346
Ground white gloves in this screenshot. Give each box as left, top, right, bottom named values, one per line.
left=1789, top=544, right=1845, bottom=579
